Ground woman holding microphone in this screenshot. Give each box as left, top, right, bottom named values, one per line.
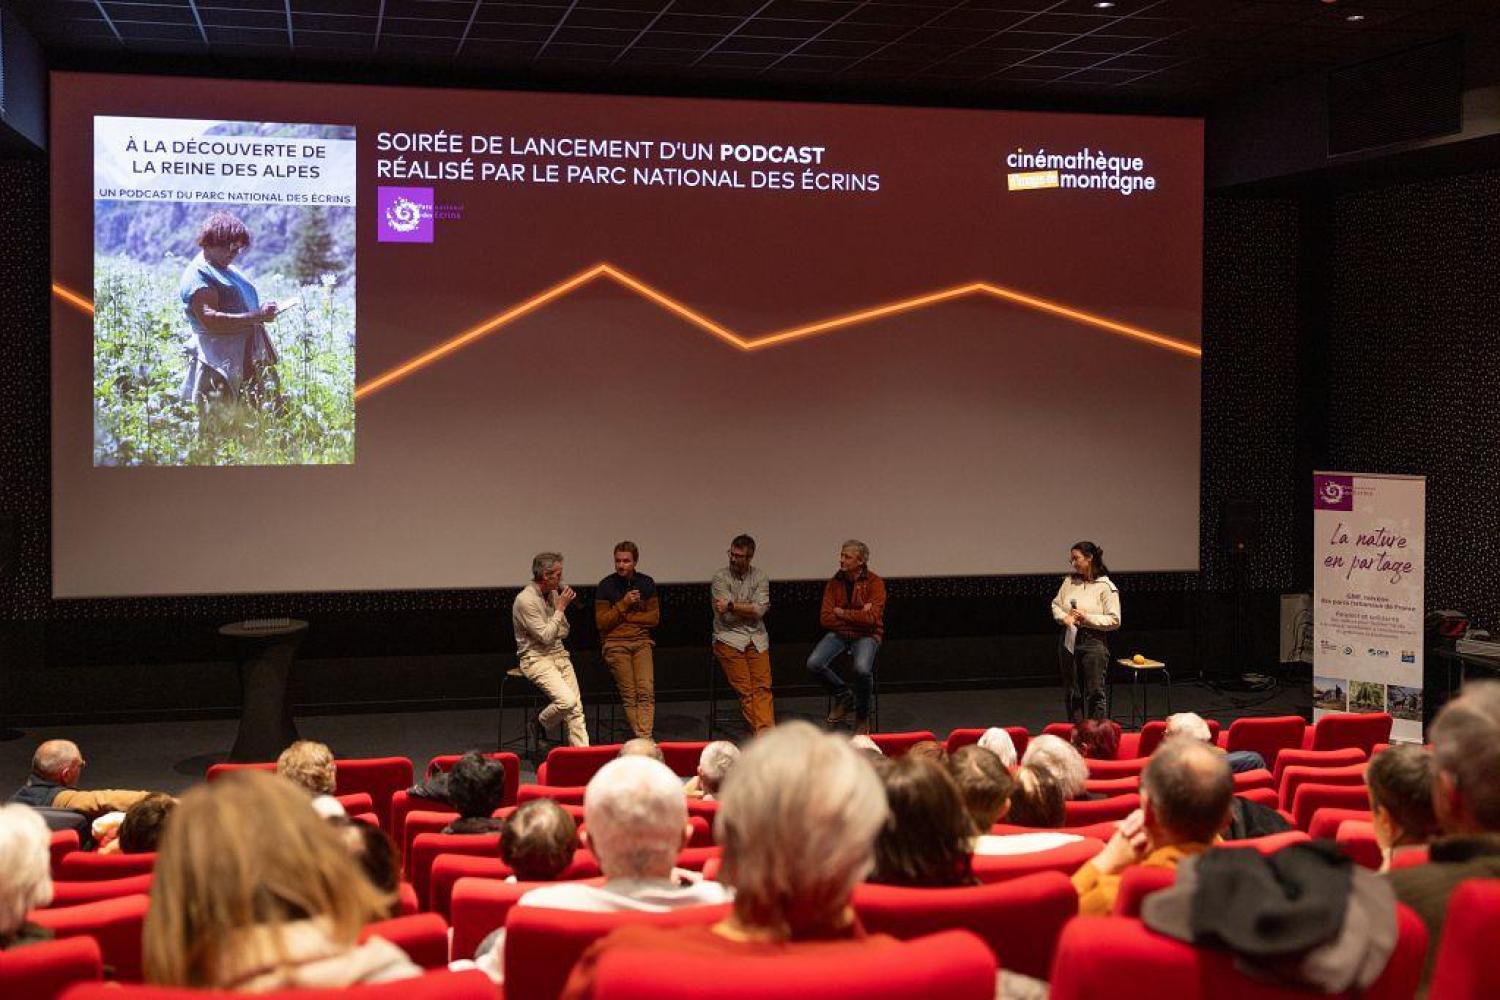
left=1051, top=541, right=1120, bottom=723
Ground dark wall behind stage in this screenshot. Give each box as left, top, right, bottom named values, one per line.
left=2, top=149, right=1493, bottom=725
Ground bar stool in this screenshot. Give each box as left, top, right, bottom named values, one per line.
left=707, top=653, right=750, bottom=740
left=498, top=666, right=543, bottom=760
left=1114, top=656, right=1171, bottom=728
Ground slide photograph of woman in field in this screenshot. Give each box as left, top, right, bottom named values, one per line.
left=92, top=118, right=355, bottom=466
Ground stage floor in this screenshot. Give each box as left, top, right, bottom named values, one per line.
left=1, top=678, right=1310, bottom=796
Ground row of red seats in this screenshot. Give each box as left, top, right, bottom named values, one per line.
left=16, top=859, right=1496, bottom=998
left=184, top=712, right=1391, bottom=839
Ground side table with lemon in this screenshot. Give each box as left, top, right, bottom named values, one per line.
left=1115, top=652, right=1170, bottom=729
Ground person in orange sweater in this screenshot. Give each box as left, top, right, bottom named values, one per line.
left=1070, top=737, right=1232, bottom=915
left=595, top=541, right=661, bottom=740
left=806, top=540, right=886, bottom=735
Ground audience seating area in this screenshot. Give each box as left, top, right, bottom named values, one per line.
left=28, top=709, right=1496, bottom=999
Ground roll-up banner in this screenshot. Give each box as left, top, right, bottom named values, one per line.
left=1312, top=472, right=1426, bottom=743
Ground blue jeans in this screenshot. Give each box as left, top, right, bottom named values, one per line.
left=806, top=632, right=880, bottom=720
left=1226, top=750, right=1266, bottom=773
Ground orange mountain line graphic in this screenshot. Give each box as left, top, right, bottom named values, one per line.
left=52, top=263, right=1201, bottom=402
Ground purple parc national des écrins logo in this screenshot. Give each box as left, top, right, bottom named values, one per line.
left=378, top=186, right=434, bottom=243
left=1314, top=474, right=1355, bottom=511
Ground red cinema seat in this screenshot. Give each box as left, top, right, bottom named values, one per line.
left=207, top=756, right=414, bottom=832
left=517, top=783, right=588, bottom=806
left=429, top=850, right=604, bottom=919
left=538, top=745, right=622, bottom=787
left=327, top=757, right=414, bottom=832
left=1085, top=757, right=1151, bottom=779
left=55, top=851, right=156, bottom=881
left=971, top=837, right=1104, bottom=884
left=504, top=903, right=731, bottom=1000
left=943, top=726, right=1030, bottom=758
left=1232, top=768, right=1276, bottom=793
left=1334, top=820, right=1384, bottom=870
left=402, top=812, right=480, bottom=875
left=1222, top=829, right=1310, bottom=853
left=335, top=792, right=374, bottom=815
left=1223, top=715, right=1308, bottom=771
left=1293, top=783, right=1375, bottom=831
left=1279, top=762, right=1367, bottom=810
left=1431, top=879, right=1500, bottom=1000
left=686, top=798, right=719, bottom=829
left=1113, top=866, right=1177, bottom=917
left=424, top=752, right=521, bottom=808
left=47, top=873, right=154, bottom=908
left=1311, top=712, right=1393, bottom=754
left=398, top=881, right=419, bottom=916
left=853, top=871, right=1075, bottom=979
left=0, top=935, right=102, bottom=998
left=1050, top=908, right=1426, bottom=1000
left=1272, top=746, right=1368, bottom=784
left=869, top=731, right=938, bottom=757
left=591, top=928, right=997, bottom=1000
left=1236, top=787, right=1279, bottom=811
left=390, top=792, right=457, bottom=849
left=60, top=969, right=497, bottom=999
left=1136, top=719, right=1222, bottom=758
left=1042, top=722, right=1075, bottom=742
left=1083, top=776, right=1139, bottom=796
left=1064, top=794, right=1139, bottom=826
left=1308, top=807, right=1373, bottom=841
left=409, top=833, right=500, bottom=909
left=659, top=741, right=709, bottom=778
left=31, top=893, right=149, bottom=982
left=50, top=830, right=81, bottom=874
left=449, top=876, right=602, bottom=962
left=359, top=913, right=449, bottom=970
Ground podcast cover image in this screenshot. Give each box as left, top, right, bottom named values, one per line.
left=92, top=117, right=356, bottom=466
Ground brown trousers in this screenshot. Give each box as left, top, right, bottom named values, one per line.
left=603, top=639, right=656, bottom=739
left=713, top=640, right=776, bottom=734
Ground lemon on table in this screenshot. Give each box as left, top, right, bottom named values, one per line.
left=1132, top=653, right=1147, bottom=665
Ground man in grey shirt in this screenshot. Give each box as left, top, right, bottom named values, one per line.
left=511, top=551, right=589, bottom=746
left=710, top=534, right=775, bottom=734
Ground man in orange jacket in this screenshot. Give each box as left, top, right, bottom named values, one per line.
left=806, top=540, right=886, bottom=735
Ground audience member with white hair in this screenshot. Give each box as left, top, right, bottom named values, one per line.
left=469, top=755, right=727, bottom=983
left=9, top=739, right=151, bottom=819
left=1164, top=712, right=1265, bottom=773
left=977, top=727, right=1018, bottom=768
left=685, top=740, right=740, bottom=800
left=561, top=722, right=897, bottom=998
left=0, top=803, right=55, bottom=951
left=1021, top=734, right=1091, bottom=800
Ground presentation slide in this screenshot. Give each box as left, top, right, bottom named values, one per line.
left=51, top=72, right=1202, bottom=597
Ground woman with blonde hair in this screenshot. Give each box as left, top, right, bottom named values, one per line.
left=143, top=769, right=419, bottom=990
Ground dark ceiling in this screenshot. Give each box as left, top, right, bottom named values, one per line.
left=11, top=0, right=1500, bottom=112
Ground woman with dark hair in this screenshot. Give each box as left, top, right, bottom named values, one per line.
left=869, top=755, right=977, bottom=888
left=1050, top=540, right=1120, bottom=722
left=178, top=211, right=282, bottom=418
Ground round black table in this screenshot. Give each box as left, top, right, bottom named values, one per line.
left=219, top=620, right=308, bottom=762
